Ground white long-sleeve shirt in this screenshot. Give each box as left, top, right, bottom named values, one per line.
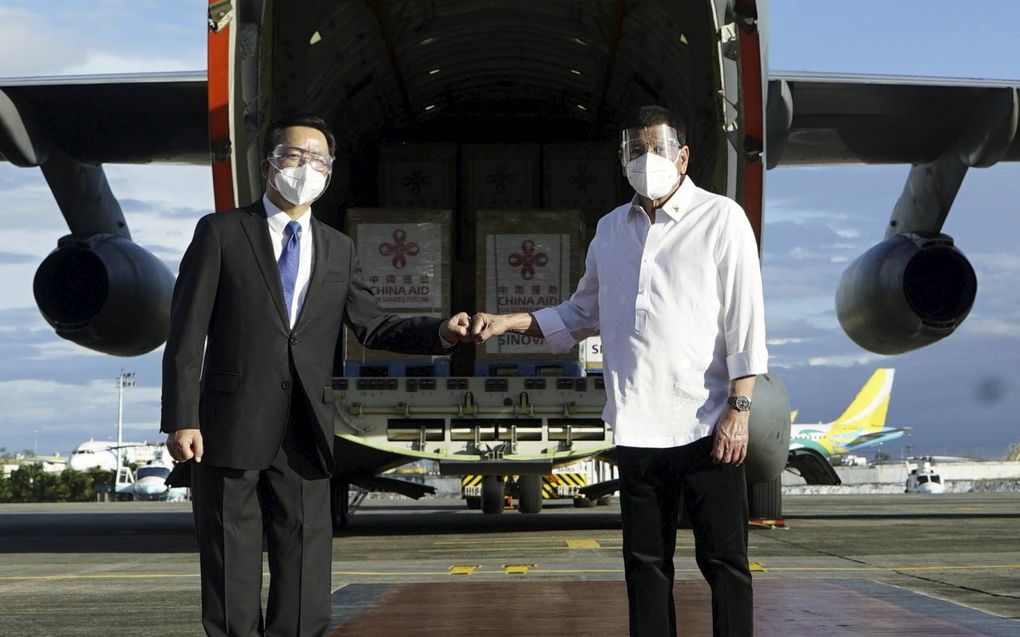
left=533, top=177, right=768, bottom=448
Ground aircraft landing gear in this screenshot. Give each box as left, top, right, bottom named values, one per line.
left=331, top=479, right=350, bottom=532
left=481, top=475, right=504, bottom=514
left=518, top=474, right=543, bottom=514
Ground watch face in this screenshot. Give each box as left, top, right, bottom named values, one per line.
left=729, top=395, right=751, bottom=411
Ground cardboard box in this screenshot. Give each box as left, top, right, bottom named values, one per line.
left=462, top=144, right=541, bottom=211
left=475, top=209, right=584, bottom=362
left=344, top=208, right=452, bottom=366
left=542, top=143, right=625, bottom=227
left=378, top=143, right=456, bottom=209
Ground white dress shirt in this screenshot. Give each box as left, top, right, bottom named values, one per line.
left=533, top=177, right=768, bottom=448
left=263, top=194, right=313, bottom=329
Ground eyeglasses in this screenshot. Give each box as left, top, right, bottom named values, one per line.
left=620, top=124, right=685, bottom=164
left=620, top=139, right=683, bottom=163
left=268, top=145, right=334, bottom=173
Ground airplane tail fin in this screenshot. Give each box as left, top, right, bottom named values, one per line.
left=831, top=369, right=895, bottom=435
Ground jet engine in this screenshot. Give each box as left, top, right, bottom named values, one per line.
left=33, top=234, right=175, bottom=356
left=836, top=233, right=977, bottom=355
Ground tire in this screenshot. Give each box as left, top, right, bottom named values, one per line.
left=518, top=475, right=543, bottom=514
left=573, top=496, right=597, bottom=508
left=465, top=496, right=481, bottom=510
left=481, top=476, right=504, bottom=514
left=331, top=480, right=350, bottom=532
left=747, top=476, right=782, bottom=520
left=596, top=495, right=612, bottom=506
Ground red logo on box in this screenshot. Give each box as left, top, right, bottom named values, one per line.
left=508, top=240, right=548, bottom=280
left=379, top=229, right=420, bottom=269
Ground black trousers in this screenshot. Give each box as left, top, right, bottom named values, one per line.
left=618, top=436, right=752, bottom=637
left=192, top=394, right=332, bottom=637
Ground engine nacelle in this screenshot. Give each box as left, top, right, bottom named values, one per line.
left=836, top=233, right=977, bottom=355
left=33, top=234, right=175, bottom=356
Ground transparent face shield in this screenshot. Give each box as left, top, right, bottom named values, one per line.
left=267, top=144, right=334, bottom=174
left=620, top=124, right=683, bottom=165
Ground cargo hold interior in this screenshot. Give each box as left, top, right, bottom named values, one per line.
left=260, top=0, right=725, bottom=376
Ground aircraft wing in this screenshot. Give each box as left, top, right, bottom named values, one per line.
left=0, top=71, right=208, bottom=166
left=767, top=71, right=1020, bottom=168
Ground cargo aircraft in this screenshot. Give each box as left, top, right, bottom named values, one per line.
left=2, top=0, right=1018, bottom=527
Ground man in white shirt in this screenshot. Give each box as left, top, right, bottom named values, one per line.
left=470, top=105, right=767, bottom=637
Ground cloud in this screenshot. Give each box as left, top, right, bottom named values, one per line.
left=0, top=8, right=81, bottom=77
left=0, top=4, right=204, bottom=79
left=0, top=252, right=36, bottom=264
left=806, top=353, right=884, bottom=368
left=962, top=318, right=1020, bottom=339
left=59, top=52, right=198, bottom=76
left=0, top=375, right=165, bottom=453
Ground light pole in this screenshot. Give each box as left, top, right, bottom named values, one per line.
left=116, top=371, right=135, bottom=470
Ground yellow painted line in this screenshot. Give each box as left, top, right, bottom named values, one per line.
left=503, top=564, right=535, bottom=575
left=418, top=548, right=568, bottom=554
left=448, top=565, right=481, bottom=575
left=566, top=539, right=602, bottom=549
left=328, top=562, right=1020, bottom=578
left=763, top=564, right=1020, bottom=573
left=749, top=562, right=767, bottom=573
left=7, top=563, right=1018, bottom=583
left=331, top=571, right=457, bottom=577
left=429, top=538, right=618, bottom=545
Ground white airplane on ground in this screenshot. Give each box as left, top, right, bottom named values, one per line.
left=68, top=439, right=162, bottom=472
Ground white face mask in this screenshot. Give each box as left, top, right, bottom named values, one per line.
left=625, top=152, right=680, bottom=200
left=272, top=164, right=328, bottom=206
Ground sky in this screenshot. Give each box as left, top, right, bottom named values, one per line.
left=0, top=0, right=1018, bottom=460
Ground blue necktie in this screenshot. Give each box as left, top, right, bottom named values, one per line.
left=279, top=221, right=300, bottom=323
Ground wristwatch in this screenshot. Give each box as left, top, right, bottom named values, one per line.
left=726, top=395, right=752, bottom=412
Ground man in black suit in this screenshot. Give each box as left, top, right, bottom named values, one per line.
left=161, top=115, right=470, bottom=636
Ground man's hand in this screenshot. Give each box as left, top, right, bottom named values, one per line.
left=441, top=312, right=473, bottom=344
left=166, top=429, right=204, bottom=463
left=470, top=312, right=509, bottom=344
left=711, top=408, right=749, bottom=466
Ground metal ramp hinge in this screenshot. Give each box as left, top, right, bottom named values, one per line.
left=208, top=1, right=234, bottom=33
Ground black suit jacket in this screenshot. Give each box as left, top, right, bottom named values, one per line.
left=161, top=199, right=446, bottom=471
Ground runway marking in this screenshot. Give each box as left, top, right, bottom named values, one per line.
left=328, top=564, right=1020, bottom=577
left=0, top=573, right=201, bottom=582
left=503, top=564, right=535, bottom=574
left=566, top=539, right=602, bottom=549
left=448, top=565, right=481, bottom=575
left=428, top=539, right=618, bottom=546
left=762, top=564, right=1020, bottom=573
left=3, top=564, right=1018, bottom=582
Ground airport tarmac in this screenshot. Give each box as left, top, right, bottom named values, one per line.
left=1, top=493, right=1018, bottom=636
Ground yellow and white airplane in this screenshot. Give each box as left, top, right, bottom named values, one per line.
left=787, top=369, right=907, bottom=484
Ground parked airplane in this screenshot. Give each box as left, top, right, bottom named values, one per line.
left=3, top=0, right=1018, bottom=524
left=787, top=369, right=908, bottom=484
left=67, top=439, right=162, bottom=473
left=792, top=369, right=906, bottom=455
